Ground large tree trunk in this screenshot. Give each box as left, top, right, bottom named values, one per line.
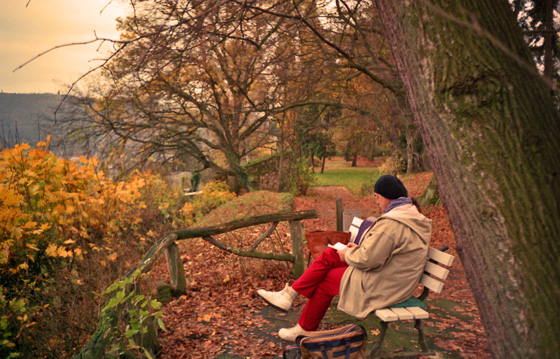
left=373, top=1, right=560, bottom=358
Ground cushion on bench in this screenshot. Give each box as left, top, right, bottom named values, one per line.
left=348, top=217, right=376, bottom=244
left=390, top=296, right=425, bottom=310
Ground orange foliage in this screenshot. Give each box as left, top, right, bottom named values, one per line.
left=0, top=139, right=159, bottom=272
left=0, top=139, right=179, bottom=357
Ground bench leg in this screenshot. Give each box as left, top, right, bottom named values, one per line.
left=414, top=319, right=428, bottom=352
left=369, top=321, right=388, bottom=358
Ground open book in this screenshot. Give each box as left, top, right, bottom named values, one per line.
left=327, top=242, right=347, bottom=251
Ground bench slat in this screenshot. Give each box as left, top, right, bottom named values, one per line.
left=375, top=308, right=399, bottom=321
left=348, top=218, right=363, bottom=242
left=424, top=261, right=450, bottom=281
left=375, top=306, right=430, bottom=321
left=351, top=217, right=364, bottom=227
left=405, top=306, right=429, bottom=319
left=349, top=227, right=360, bottom=242
left=389, top=307, right=415, bottom=320
left=428, top=247, right=454, bottom=267
left=420, top=274, right=444, bottom=293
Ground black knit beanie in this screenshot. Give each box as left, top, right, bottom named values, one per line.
left=374, top=175, right=408, bottom=200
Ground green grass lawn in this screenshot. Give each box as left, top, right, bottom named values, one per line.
left=313, top=167, right=381, bottom=195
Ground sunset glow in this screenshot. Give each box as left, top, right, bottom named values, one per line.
left=0, top=0, right=127, bottom=93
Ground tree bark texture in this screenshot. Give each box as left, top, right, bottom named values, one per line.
left=374, top=1, right=560, bottom=358
left=289, top=221, right=306, bottom=278
left=165, top=242, right=188, bottom=295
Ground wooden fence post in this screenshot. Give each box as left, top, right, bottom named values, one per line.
left=164, top=241, right=187, bottom=295
left=336, top=198, right=343, bottom=231
left=289, top=220, right=306, bottom=278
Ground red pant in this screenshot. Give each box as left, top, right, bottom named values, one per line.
left=291, top=248, right=348, bottom=331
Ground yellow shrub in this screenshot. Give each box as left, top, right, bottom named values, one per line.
left=0, top=141, right=156, bottom=270
left=0, top=139, right=180, bottom=358
left=379, top=152, right=405, bottom=176
left=181, top=181, right=236, bottom=225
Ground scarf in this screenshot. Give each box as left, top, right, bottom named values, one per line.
left=384, top=197, right=412, bottom=213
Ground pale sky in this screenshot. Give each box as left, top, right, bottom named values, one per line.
left=0, top=0, right=128, bottom=94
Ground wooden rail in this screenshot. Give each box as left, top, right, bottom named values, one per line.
left=74, top=210, right=318, bottom=358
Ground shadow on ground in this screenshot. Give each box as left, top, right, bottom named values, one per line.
left=215, top=294, right=478, bottom=359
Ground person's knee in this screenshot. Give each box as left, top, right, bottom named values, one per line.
left=316, top=281, right=338, bottom=298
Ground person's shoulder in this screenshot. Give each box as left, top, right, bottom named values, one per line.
left=371, top=216, right=397, bottom=229
left=379, top=206, right=431, bottom=230
left=384, top=204, right=426, bottom=220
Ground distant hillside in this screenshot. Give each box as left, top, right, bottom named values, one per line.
left=0, top=92, right=64, bottom=147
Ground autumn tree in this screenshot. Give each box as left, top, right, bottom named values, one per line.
left=241, top=0, right=429, bottom=172
left=54, top=0, right=428, bottom=184
left=61, top=0, right=325, bottom=191
left=322, top=0, right=427, bottom=172
left=373, top=0, right=560, bottom=357
left=272, top=2, right=337, bottom=180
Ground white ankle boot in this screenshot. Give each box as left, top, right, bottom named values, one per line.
left=279, top=323, right=312, bottom=342
left=257, top=283, right=297, bottom=312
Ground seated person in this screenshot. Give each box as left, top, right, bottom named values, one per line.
left=257, top=175, right=431, bottom=341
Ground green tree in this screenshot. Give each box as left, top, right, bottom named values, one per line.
left=373, top=0, right=560, bottom=357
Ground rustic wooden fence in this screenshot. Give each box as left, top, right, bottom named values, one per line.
left=74, top=210, right=318, bottom=358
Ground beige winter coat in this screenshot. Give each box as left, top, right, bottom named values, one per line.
left=337, top=204, right=431, bottom=319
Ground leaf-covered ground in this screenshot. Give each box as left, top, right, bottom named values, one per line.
left=153, top=158, right=491, bottom=358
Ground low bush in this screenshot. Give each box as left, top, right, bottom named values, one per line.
left=286, top=157, right=316, bottom=196
left=378, top=152, right=405, bottom=176
left=181, top=181, right=237, bottom=226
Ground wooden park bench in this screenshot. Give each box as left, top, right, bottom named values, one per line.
left=347, top=217, right=455, bottom=358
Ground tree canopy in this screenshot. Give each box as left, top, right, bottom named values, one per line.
left=56, top=0, right=431, bottom=188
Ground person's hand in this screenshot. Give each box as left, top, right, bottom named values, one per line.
left=338, top=243, right=357, bottom=262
